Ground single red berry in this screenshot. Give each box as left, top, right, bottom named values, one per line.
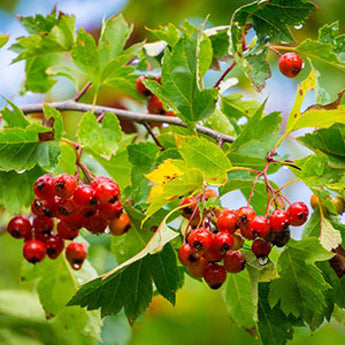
left=90, top=176, right=114, bottom=188
left=56, top=197, right=77, bottom=217
left=7, top=215, right=32, bottom=239
left=85, top=213, right=108, bottom=234
left=57, top=221, right=80, bottom=240
left=65, top=242, right=87, bottom=270
left=204, top=189, right=218, bottom=199
left=53, top=174, right=76, bottom=199
left=95, top=182, right=120, bottom=204
left=270, top=209, right=289, bottom=233
left=236, top=206, right=256, bottom=230
left=33, top=174, right=55, bottom=200
left=147, top=95, right=164, bottom=114
left=73, top=184, right=97, bottom=207
left=31, top=198, right=56, bottom=217
left=188, top=227, right=213, bottom=255
left=179, top=196, right=199, bottom=219
left=178, top=243, right=199, bottom=266
left=23, top=239, right=46, bottom=264
left=109, top=213, right=131, bottom=236
left=59, top=213, right=85, bottom=231
left=240, top=226, right=255, bottom=240
left=213, top=232, right=234, bottom=253
left=272, top=228, right=291, bottom=247
left=249, top=215, right=270, bottom=238
left=287, top=202, right=309, bottom=226
left=45, top=233, right=65, bottom=259
left=32, top=215, right=54, bottom=235
left=224, top=250, right=246, bottom=273
left=203, top=263, right=227, bottom=289
left=187, top=257, right=208, bottom=278
left=217, top=209, right=237, bottom=233
left=98, top=201, right=123, bottom=220
left=251, top=238, right=272, bottom=258
left=278, top=53, right=304, bottom=78
left=202, top=241, right=224, bottom=263
left=136, top=76, right=152, bottom=96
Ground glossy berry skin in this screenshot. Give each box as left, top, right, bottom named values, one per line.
left=109, top=213, right=131, bottom=236
left=23, top=239, right=46, bottom=264
left=147, top=95, right=164, bottom=114
left=203, top=242, right=224, bottom=263
left=45, top=233, right=65, bottom=259
left=213, top=232, right=234, bottom=253
left=310, top=194, right=320, bottom=210
left=251, top=238, right=272, bottom=258
left=203, top=263, right=227, bottom=290
left=91, top=176, right=114, bottom=188
left=56, top=197, right=77, bottom=217
left=332, top=196, right=345, bottom=215
left=85, top=214, right=108, bottom=234
left=278, top=53, right=304, bottom=78
left=32, top=215, right=54, bottom=235
left=287, top=202, right=309, bottom=226
left=236, top=206, right=256, bottom=230
left=217, top=209, right=237, bottom=233
left=31, top=198, right=56, bottom=217
left=270, top=209, right=289, bottom=233
left=59, top=213, right=85, bottom=231
left=136, top=76, right=152, bottom=96
left=188, top=227, right=213, bottom=255
left=73, top=184, right=96, bottom=207
left=53, top=174, right=76, bottom=199
left=98, top=201, right=123, bottom=220
left=33, top=174, right=55, bottom=200
left=7, top=215, right=32, bottom=239
left=223, top=250, right=246, bottom=273
left=249, top=215, right=270, bottom=238
left=65, top=242, right=87, bottom=270
left=187, top=257, right=207, bottom=278
left=95, top=182, right=120, bottom=204
left=178, top=243, right=199, bottom=266
left=272, top=228, right=291, bottom=247
left=57, top=221, right=80, bottom=240
left=204, top=189, right=218, bottom=199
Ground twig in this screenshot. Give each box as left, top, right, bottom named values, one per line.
left=20, top=100, right=235, bottom=144
left=213, top=61, right=236, bottom=88
left=143, top=122, right=164, bottom=150
left=74, top=81, right=92, bottom=102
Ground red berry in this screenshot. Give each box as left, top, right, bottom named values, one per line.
left=236, top=206, right=256, bottom=230
left=109, top=213, right=131, bottom=236
left=203, top=263, right=227, bottom=289
left=59, top=213, right=85, bottom=231
left=287, top=202, right=309, bottom=226
left=202, top=241, right=224, bottom=263
left=187, top=257, right=208, bottom=278
left=65, top=242, right=87, bottom=270
left=188, top=227, right=213, bottom=255
left=179, top=196, right=199, bottom=219
left=91, top=176, right=114, bottom=188
left=73, top=184, right=96, bottom=207
left=95, top=182, right=120, bottom=204
left=56, top=197, right=77, bottom=217
left=217, top=209, right=237, bottom=233
left=270, top=209, right=289, bottom=233
left=33, top=174, right=55, bottom=200
left=54, top=174, right=76, bottom=199
left=45, top=233, right=65, bottom=259
left=7, top=215, right=32, bottom=239
left=23, top=239, right=46, bottom=264
left=57, top=221, right=80, bottom=240
left=249, top=215, right=270, bottom=238
left=147, top=95, right=164, bottom=114
left=251, top=238, right=272, bottom=258
left=213, top=232, right=234, bottom=253
left=278, top=53, right=304, bottom=78
left=98, top=201, right=123, bottom=220
left=178, top=243, right=199, bottom=266
left=272, top=228, right=291, bottom=247
left=240, top=226, right=255, bottom=240
left=224, top=250, right=246, bottom=273
left=85, top=213, right=108, bottom=234
left=31, top=198, right=56, bottom=217
left=136, top=76, right=152, bottom=96
left=32, top=215, right=54, bottom=235
left=165, top=111, right=177, bottom=117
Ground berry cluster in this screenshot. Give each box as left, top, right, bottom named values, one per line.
left=136, top=76, right=176, bottom=119
left=7, top=174, right=131, bottom=270
left=178, top=192, right=309, bottom=289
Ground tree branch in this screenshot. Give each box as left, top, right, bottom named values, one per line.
left=20, top=100, right=235, bottom=143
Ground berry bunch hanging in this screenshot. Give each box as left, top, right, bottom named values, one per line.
left=7, top=174, right=131, bottom=270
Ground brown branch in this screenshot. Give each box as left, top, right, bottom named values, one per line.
left=20, top=100, right=235, bottom=144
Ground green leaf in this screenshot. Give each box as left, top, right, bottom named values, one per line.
left=77, top=111, right=122, bottom=157
left=1, top=100, right=30, bottom=128
left=43, top=104, right=63, bottom=140
left=144, top=22, right=218, bottom=126
left=204, top=109, right=235, bottom=137
left=147, top=23, right=180, bottom=47
left=320, top=218, right=342, bottom=251
left=176, top=135, right=232, bottom=185
left=220, top=93, right=260, bottom=120
left=55, top=142, right=76, bottom=175
left=0, top=34, right=9, bottom=49
left=269, top=238, right=333, bottom=325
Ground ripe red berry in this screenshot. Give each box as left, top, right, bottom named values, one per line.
left=272, top=228, right=291, bottom=247
left=32, top=215, right=54, bottom=235
left=136, top=75, right=152, bottom=96
left=7, top=215, right=32, bottom=239
left=53, top=174, right=76, bottom=199
left=95, top=182, right=120, bottom=204
left=270, top=209, right=289, bottom=233
left=236, top=206, right=256, bottom=230
left=57, top=221, right=80, bottom=240
left=73, top=184, right=96, bottom=207
left=59, top=213, right=85, bottom=231
left=249, top=215, right=270, bottom=238
left=213, top=232, right=234, bottom=253
left=278, top=52, right=304, bottom=78
left=202, top=242, right=224, bottom=263
left=203, top=263, right=227, bottom=289
left=31, top=198, right=56, bottom=217
left=109, top=213, right=131, bottom=236
left=56, top=197, right=77, bottom=217
left=91, top=176, right=114, bottom=188
left=65, top=242, right=87, bottom=270
left=179, top=197, right=199, bottom=219
left=98, top=201, right=123, bottom=220
left=188, top=227, right=213, bottom=255
left=23, top=239, right=46, bottom=264
left=251, top=238, right=272, bottom=258
left=85, top=213, right=108, bottom=234
left=187, top=257, right=208, bottom=278
left=178, top=243, right=199, bottom=266
left=147, top=95, right=164, bottom=114
left=33, top=174, right=55, bottom=200
left=287, top=202, right=309, bottom=226
left=45, top=233, right=65, bottom=259
left=217, top=209, right=237, bottom=233
left=223, top=250, right=246, bottom=273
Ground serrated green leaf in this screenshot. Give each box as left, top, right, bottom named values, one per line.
left=0, top=34, right=9, bottom=49
left=204, top=109, right=235, bottom=136
left=1, top=99, right=30, bottom=128
left=220, top=93, right=260, bottom=120
left=43, top=104, right=63, bottom=140
left=269, top=238, right=333, bottom=325
left=55, top=142, right=76, bottom=175
left=147, top=23, right=180, bottom=46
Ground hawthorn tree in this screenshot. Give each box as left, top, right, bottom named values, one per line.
left=1, top=0, right=345, bottom=344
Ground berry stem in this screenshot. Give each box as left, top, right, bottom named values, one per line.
left=268, top=46, right=282, bottom=56
left=74, top=81, right=92, bottom=102
left=277, top=178, right=301, bottom=192
left=143, top=122, right=164, bottom=151
left=213, top=60, right=236, bottom=88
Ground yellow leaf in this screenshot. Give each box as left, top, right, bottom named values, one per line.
left=145, top=159, right=183, bottom=185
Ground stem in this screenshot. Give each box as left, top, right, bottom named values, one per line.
left=74, top=81, right=92, bottom=102
left=247, top=172, right=262, bottom=206
left=183, top=204, right=200, bottom=244
left=213, top=61, right=236, bottom=88
left=277, top=178, right=300, bottom=192
left=271, top=159, right=301, bottom=170
left=229, top=166, right=261, bottom=175
left=143, top=122, right=164, bottom=150
left=268, top=46, right=282, bottom=56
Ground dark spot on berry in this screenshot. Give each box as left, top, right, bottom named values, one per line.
left=209, top=283, right=222, bottom=290
left=12, top=230, right=20, bottom=238
left=108, top=196, right=118, bottom=204
left=188, top=254, right=198, bottom=263
left=194, top=241, right=203, bottom=250
left=292, top=67, right=301, bottom=75
left=47, top=248, right=56, bottom=256
left=124, top=224, right=132, bottom=233
left=184, top=207, right=193, bottom=215
left=90, top=197, right=97, bottom=205
left=36, top=182, right=45, bottom=190
left=34, top=200, right=42, bottom=207
left=222, top=244, right=230, bottom=252
left=58, top=207, right=69, bottom=216
left=56, top=181, right=65, bottom=191
left=297, top=212, right=306, bottom=219
left=29, top=257, right=40, bottom=264
left=240, top=215, right=248, bottom=224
